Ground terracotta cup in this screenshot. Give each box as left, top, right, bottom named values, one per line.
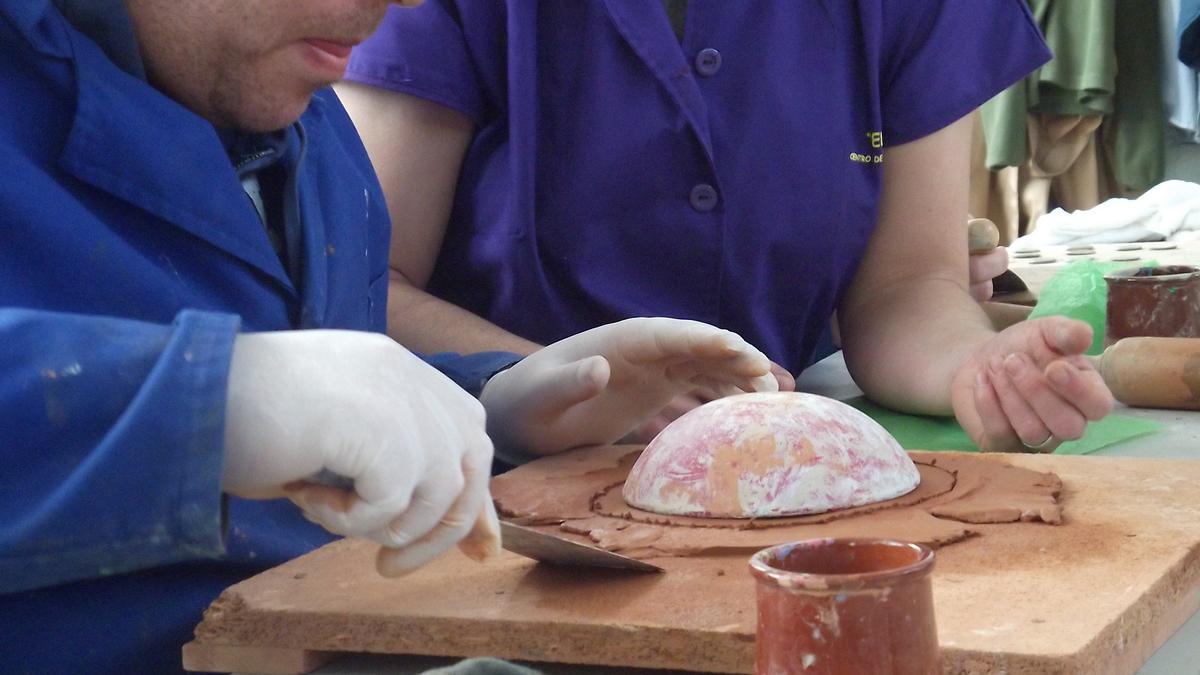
left=1104, top=265, right=1200, bottom=346
left=748, top=538, right=938, bottom=675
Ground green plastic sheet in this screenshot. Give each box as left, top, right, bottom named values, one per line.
left=1026, top=258, right=1157, bottom=355
left=847, top=396, right=1161, bottom=455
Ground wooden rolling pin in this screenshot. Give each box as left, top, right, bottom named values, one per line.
left=1092, top=337, right=1200, bottom=410
left=968, top=219, right=1197, bottom=408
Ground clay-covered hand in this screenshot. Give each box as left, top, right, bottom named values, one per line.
left=950, top=317, right=1114, bottom=452
left=480, top=318, right=779, bottom=456
left=222, top=330, right=499, bottom=576
left=625, top=361, right=798, bottom=443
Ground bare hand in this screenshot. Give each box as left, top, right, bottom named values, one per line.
left=968, top=246, right=1008, bottom=301
left=951, top=317, right=1114, bottom=452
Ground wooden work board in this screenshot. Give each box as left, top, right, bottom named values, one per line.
left=185, top=452, right=1200, bottom=674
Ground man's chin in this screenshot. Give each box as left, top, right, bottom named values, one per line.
left=221, top=95, right=315, bottom=133
left=208, top=84, right=319, bottom=133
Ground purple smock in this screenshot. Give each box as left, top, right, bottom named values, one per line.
left=346, top=0, right=1050, bottom=373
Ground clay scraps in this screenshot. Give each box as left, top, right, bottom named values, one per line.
left=490, top=447, right=1062, bottom=559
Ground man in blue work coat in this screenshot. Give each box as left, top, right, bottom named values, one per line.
left=0, top=1, right=777, bottom=672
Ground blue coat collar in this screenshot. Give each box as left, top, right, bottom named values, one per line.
left=52, top=0, right=144, bottom=79
left=55, top=14, right=300, bottom=294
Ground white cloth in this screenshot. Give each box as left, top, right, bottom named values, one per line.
left=1012, top=180, right=1200, bottom=247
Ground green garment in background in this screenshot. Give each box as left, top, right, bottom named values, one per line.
left=661, top=0, right=687, bottom=43
left=982, top=0, right=1116, bottom=170
left=1108, top=0, right=1165, bottom=192
left=1034, top=0, right=1116, bottom=115
left=981, top=78, right=1037, bottom=170
left=981, top=0, right=1164, bottom=190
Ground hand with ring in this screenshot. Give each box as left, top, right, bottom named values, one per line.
left=950, top=316, right=1114, bottom=453
left=1021, top=433, right=1056, bottom=452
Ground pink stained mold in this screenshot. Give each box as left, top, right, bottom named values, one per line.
left=622, top=392, right=920, bottom=518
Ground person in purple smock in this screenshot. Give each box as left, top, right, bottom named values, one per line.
left=336, top=0, right=1116, bottom=454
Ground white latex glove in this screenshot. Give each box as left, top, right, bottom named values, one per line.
left=480, top=318, right=778, bottom=457
left=222, top=330, right=499, bottom=576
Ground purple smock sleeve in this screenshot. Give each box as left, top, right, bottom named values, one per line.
left=344, top=2, right=488, bottom=121
left=881, top=0, right=1052, bottom=146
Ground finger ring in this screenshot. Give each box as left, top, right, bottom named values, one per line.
left=1021, top=433, right=1055, bottom=450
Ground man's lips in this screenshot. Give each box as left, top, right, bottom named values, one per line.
left=299, top=38, right=362, bottom=79
left=303, top=38, right=356, bottom=59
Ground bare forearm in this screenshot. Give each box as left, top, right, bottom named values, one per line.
left=835, top=117, right=1110, bottom=451
left=338, top=84, right=515, bottom=354
left=841, top=277, right=994, bottom=415
left=837, top=115, right=994, bottom=416
left=386, top=272, right=541, bottom=355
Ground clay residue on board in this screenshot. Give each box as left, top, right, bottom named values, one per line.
left=492, top=446, right=640, bottom=525
left=916, top=453, right=1063, bottom=524
left=491, top=448, right=1062, bottom=559
left=502, top=444, right=641, bottom=478
left=582, top=507, right=973, bottom=557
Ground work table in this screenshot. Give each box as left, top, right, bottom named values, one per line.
left=793, top=353, right=1200, bottom=675
left=283, top=352, right=1200, bottom=675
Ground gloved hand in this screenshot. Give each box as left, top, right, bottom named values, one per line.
left=625, top=361, right=798, bottom=443
left=950, top=317, right=1114, bottom=452
left=222, top=330, right=499, bottom=576
left=480, top=318, right=778, bottom=456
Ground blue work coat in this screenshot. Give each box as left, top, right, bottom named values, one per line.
left=346, top=0, right=1051, bottom=374
left=0, top=2, right=513, bottom=672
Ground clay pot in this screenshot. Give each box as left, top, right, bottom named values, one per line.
left=748, top=538, right=938, bottom=675
left=1104, top=265, right=1200, bottom=346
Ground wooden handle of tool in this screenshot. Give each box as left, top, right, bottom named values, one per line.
left=374, top=504, right=500, bottom=577
left=456, top=502, right=502, bottom=563
left=1093, top=337, right=1200, bottom=410
left=968, top=217, right=1001, bottom=254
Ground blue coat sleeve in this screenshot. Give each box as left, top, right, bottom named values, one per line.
left=422, top=351, right=524, bottom=398
left=0, top=308, right=238, bottom=593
